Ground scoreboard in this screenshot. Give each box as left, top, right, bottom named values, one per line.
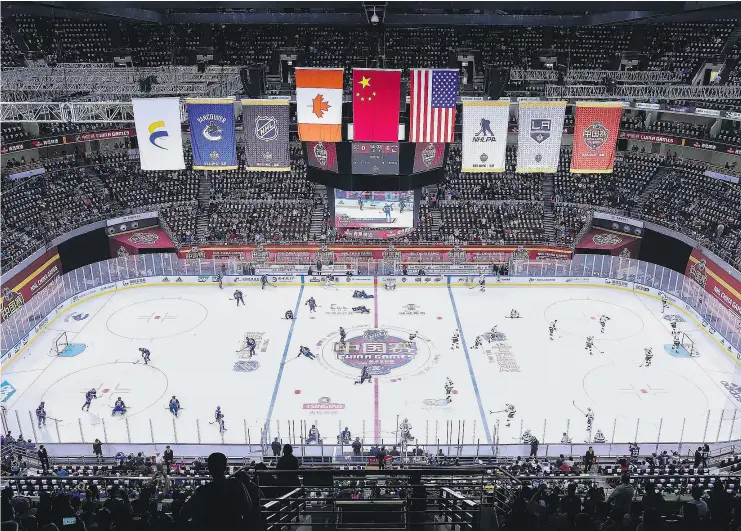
left=351, top=143, right=400, bottom=175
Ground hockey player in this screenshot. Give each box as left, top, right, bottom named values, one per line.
left=169, top=396, right=181, bottom=417
left=593, top=429, right=606, bottom=443
left=672, top=331, right=681, bottom=352
left=504, top=404, right=516, bottom=427
left=81, top=388, right=97, bottom=411
left=408, top=331, right=418, bottom=343
left=246, top=337, right=257, bottom=358
left=444, top=378, right=454, bottom=402
left=478, top=274, right=486, bottom=292
left=355, top=366, right=372, bottom=385
left=352, top=305, right=371, bottom=314
left=510, top=309, right=521, bottom=319
left=214, top=406, right=227, bottom=433
left=585, top=336, right=595, bottom=355
left=357, top=196, right=364, bottom=210
left=261, top=275, right=269, bottom=290
left=339, top=327, right=347, bottom=346
left=234, top=289, right=245, bottom=306
left=644, top=347, right=653, bottom=367
left=599, top=315, right=608, bottom=334
left=399, top=197, right=406, bottom=214
left=352, top=290, right=374, bottom=299
left=139, top=347, right=151, bottom=365
left=661, top=293, right=669, bottom=313
left=549, top=321, right=556, bottom=340
left=297, top=346, right=317, bottom=360
left=561, top=432, right=572, bottom=444
left=383, top=203, right=392, bottom=222
left=399, top=418, right=413, bottom=441
left=585, top=407, right=594, bottom=433
left=307, top=424, right=320, bottom=444
left=36, top=402, right=46, bottom=428
left=306, top=297, right=317, bottom=313
left=670, top=320, right=678, bottom=333
left=384, top=279, right=396, bottom=291
left=112, top=397, right=127, bottom=416
left=339, top=427, right=352, bottom=444
left=451, top=330, right=460, bottom=349
left=473, top=336, right=483, bottom=349
left=285, top=310, right=294, bottom=320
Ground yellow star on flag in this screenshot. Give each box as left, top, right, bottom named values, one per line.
left=359, top=76, right=371, bottom=89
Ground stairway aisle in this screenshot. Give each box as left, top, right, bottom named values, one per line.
left=541, top=174, right=556, bottom=244
left=195, top=172, right=211, bottom=243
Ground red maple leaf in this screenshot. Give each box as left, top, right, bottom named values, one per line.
left=312, top=94, right=330, bottom=118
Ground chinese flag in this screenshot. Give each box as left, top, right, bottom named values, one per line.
left=352, top=69, right=402, bottom=142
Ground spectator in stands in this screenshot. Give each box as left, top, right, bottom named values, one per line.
left=708, top=478, right=732, bottom=529
left=686, top=485, right=708, bottom=518
left=92, top=439, right=102, bottom=462
left=352, top=437, right=362, bottom=457
left=234, top=469, right=265, bottom=531
left=606, top=473, right=634, bottom=515
left=178, top=452, right=252, bottom=531
left=584, top=446, right=595, bottom=472
left=529, top=436, right=539, bottom=457
left=164, top=445, right=173, bottom=472
left=276, top=443, right=299, bottom=496
left=37, top=445, right=50, bottom=475
left=694, top=446, right=703, bottom=468
left=560, top=483, right=582, bottom=523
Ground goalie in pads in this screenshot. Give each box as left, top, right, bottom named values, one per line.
left=384, top=279, right=396, bottom=291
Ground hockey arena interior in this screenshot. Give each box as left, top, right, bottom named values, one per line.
left=2, top=2, right=741, bottom=530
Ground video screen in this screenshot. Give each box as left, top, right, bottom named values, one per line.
left=351, top=143, right=399, bottom=175
left=412, top=143, right=445, bottom=173
left=306, top=141, right=338, bottom=173
left=334, top=190, right=414, bottom=228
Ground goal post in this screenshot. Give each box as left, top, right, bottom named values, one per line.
left=681, top=333, right=698, bottom=357
left=54, top=332, right=69, bottom=356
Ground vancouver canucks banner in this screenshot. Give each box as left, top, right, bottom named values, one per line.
left=516, top=101, right=567, bottom=173
left=461, top=101, right=510, bottom=172
left=242, top=100, right=290, bottom=171
left=186, top=98, right=238, bottom=170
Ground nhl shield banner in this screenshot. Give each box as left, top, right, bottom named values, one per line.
left=132, top=98, right=185, bottom=171
left=186, top=99, right=238, bottom=170
left=570, top=102, right=623, bottom=173
left=516, top=101, right=567, bottom=173
left=462, top=101, right=510, bottom=172
left=242, top=100, right=290, bottom=171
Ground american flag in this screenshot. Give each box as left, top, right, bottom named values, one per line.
left=410, top=69, right=459, bottom=143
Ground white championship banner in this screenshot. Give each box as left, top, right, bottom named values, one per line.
left=462, top=101, right=510, bottom=172
left=516, top=101, right=567, bottom=173
left=132, top=98, right=185, bottom=171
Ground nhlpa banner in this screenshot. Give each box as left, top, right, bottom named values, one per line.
left=132, top=98, right=185, bottom=171
left=570, top=101, right=623, bottom=173
left=242, top=100, right=290, bottom=171
left=516, top=101, right=566, bottom=173
left=187, top=98, right=238, bottom=170
left=462, top=101, right=510, bottom=172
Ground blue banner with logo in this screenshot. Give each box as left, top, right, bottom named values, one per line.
left=187, top=99, right=238, bottom=170
left=242, top=100, right=291, bottom=171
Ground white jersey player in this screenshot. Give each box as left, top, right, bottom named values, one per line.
left=585, top=408, right=594, bottom=432
left=451, top=330, right=460, bottom=349
left=661, top=294, right=669, bottom=313
left=599, top=315, right=609, bottom=334
left=399, top=418, right=413, bottom=441
left=504, top=404, right=516, bottom=427
left=549, top=320, right=557, bottom=340
left=473, top=336, right=483, bottom=349
left=672, top=331, right=681, bottom=352
left=444, top=378, right=454, bottom=402
left=510, top=309, right=521, bottom=319
left=585, top=336, right=595, bottom=355
left=384, top=279, right=396, bottom=291
left=644, top=347, right=653, bottom=367
left=478, top=274, right=486, bottom=292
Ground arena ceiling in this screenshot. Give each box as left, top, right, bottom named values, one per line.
left=3, top=1, right=741, bottom=25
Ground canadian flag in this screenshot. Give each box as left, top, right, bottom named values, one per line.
left=295, top=68, right=344, bottom=142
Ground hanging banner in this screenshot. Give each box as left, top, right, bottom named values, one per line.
left=132, top=98, right=185, bottom=171
left=409, top=68, right=459, bottom=143
left=516, top=101, right=566, bottom=173
left=186, top=98, right=238, bottom=170
left=461, top=101, right=509, bottom=172
left=295, top=68, right=344, bottom=142
left=306, top=141, right=339, bottom=173
left=570, top=101, right=623, bottom=173
left=242, top=100, right=290, bottom=171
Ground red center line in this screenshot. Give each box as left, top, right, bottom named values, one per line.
left=373, top=277, right=380, bottom=443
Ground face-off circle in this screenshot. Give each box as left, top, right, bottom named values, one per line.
left=544, top=298, right=644, bottom=340
left=316, top=326, right=436, bottom=380
left=106, top=298, right=208, bottom=339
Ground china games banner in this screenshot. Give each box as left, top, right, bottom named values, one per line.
left=462, top=101, right=509, bottom=172
left=516, top=101, right=566, bottom=173
left=570, top=101, right=623, bottom=173
left=306, top=142, right=338, bottom=173
left=186, top=98, right=238, bottom=170
left=686, top=249, right=741, bottom=320
left=242, top=100, right=290, bottom=171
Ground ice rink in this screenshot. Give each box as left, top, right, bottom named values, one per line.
left=3, top=278, right=740, bottom=448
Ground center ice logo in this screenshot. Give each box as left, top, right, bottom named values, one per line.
left=335, top=328, right=417, bottom=375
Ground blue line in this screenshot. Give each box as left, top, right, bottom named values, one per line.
left=263, top=285, right=304, bottom=443
left=447, top=286, right=492, bottom=445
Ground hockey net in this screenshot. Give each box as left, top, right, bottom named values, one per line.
left=54, top=332, right=69, bottom=355
left=681, top=333, right=699, bottom=357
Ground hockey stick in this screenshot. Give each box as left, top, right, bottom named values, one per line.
left=489, top=410, right=505, bottom=414
left=573, top=401, right=585, bottom=415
